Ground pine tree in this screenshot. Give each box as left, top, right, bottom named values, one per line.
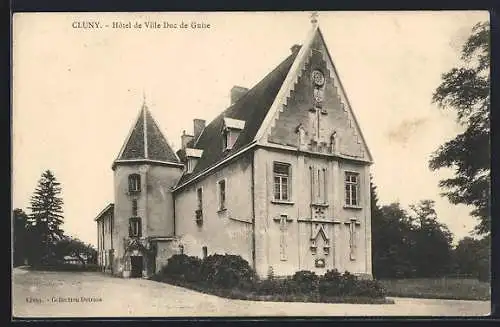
left=28, top=170, right=65, bottom=264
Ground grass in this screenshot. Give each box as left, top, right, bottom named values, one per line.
left=380, top=278, right=491, bottom=301
left=150, top=276, right=394, bottom=304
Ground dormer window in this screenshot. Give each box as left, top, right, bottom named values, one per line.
left=186, top=159, right=197, bottom=174
left=128, top=174, right=141, bottom=193
left=185, top=148, right=203, bottom=174
left=222, top=117, right=245, bottom=151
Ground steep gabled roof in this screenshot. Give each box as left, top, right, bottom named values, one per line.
left=255, top=24, right=373, bottom=162
left=176, top=49, right=300, bottom=186
left=113, top=103, right=181, bottom=170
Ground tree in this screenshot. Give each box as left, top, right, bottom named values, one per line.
left=372, top=201, right=416, bottom=279
left=13, top=208, right=28, bottom=266
left=28, top=170, right=65, bottom=265
left=452, top=236, right=490, bottom=281
left=430, top=22, right=490, bottom=235
left=408, top=200, right=454, bottom=277
left=54, top=236, right=98, bottom=266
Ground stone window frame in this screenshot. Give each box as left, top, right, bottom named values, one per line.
left=196, top=187, right=203, bottom=225
left=344, top=170, right=361, bottom=208
left=128, top=174, right=141, bottom=193
left=216, top=178, right=227, bottom=212
left=129, top=217, right=142, bottom=238
left=273, top=161, right=292, bottom=202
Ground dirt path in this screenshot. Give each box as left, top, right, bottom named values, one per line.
left=12, top=269, right=491, bottom=317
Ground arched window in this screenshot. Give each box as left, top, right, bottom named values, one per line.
left=128, top=174, right=141, bottom=193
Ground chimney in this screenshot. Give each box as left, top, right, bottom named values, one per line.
left=230, top=85, right=249, bottom=105
left=181, top=130, right=194, bottom=150
left=193, top=119, right=206, bottom=141
left=290, top=44, right=301, bottom=54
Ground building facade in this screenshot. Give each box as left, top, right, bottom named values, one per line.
left=95, top=21, right=374, bottom=279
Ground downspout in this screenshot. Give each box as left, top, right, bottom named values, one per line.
left=97, top=222, right=100, bottom=267
left=172, top=186, right=176, bottom=237
left=251, top=150, right=256, bottom=271
left=110, top=211, right=114, bottom=273
left=101, top=221, right=105, bottom=269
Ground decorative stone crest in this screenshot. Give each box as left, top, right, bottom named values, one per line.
left=312, top=205, right=326, bottom=220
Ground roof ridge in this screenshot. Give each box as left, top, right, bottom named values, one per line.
left=144, top=106, right=181, bottom=163
left=113, top=101, right=181, bottom=168
left=176, top=49, right=300, bottom=187
left=114, top=106, right=146, bottom=161
left=253, top=24, right=318, bottom=142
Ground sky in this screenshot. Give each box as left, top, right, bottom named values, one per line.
left=12, top=11, right=489, bottom=246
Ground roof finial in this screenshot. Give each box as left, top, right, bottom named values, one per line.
left=310, top=11, right=319, bottom=26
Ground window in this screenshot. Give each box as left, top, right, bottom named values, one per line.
left=129, top=217, right=142, bottom=238
left=128, top=174, right=141, bottom=193
left=345, top=172, right=360, bottom=206
left=222, top=129, right=228, bottom=150
left=132, top=199, right=138, bottom=217
left=349, top=219, right=359, bottom=260
left=222, top=117, right=245, bottom=151
left=310, top=166, right=328, bottom=204
left=186, top=158, right=198, bottom=174
left=197, top=188, right=203, bottom=211
left=196, top=188, right=203, bottom=225
left=273, top=162, right=291, bottom=201
left=222, top=129, right=240, bottom=151
left=202, top=246, right=208, bottom=259
left=217, top=180, right=226, bottom=211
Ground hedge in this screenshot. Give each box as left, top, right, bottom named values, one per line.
left=151, top=254, right=389, bottom=302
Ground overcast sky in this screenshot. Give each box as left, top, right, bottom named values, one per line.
left=13, top=11, right=489, bottom=246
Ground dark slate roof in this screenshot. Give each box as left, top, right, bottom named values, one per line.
left=115, top=105, right=180, bottom=164
left=176, top=49, right=300, bottom=186
left=144, top=108, right=180, bottom=162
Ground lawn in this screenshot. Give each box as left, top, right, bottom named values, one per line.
left=380, top=278, right=490, bottom=301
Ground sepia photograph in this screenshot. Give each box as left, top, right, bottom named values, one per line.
left=12, top=11, right=490, bottom=317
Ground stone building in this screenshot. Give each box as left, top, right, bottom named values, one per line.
left=95, top=19, right=373, bottom=279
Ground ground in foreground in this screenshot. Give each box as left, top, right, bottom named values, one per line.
left=12, top=269, right=490, bottom=317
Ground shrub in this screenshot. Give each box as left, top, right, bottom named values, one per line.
left=339, top=271, right=358, bottom=292
left=318, top=269, right=386, bottom=298
left=254, top=276, right=300, bottom=295
left=292, top=270, right=319, bottom=293
left=160, top=254, right=202, bottom=283
left=349, top=279, right=387, bottom=298
left=199, top=254, right=256, bottom=289
left=318, top=269, right=343, bottom=296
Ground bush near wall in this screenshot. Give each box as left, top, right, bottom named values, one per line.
left=151, top=254, right=391, bottom=303
left=156, top=254, right=203, bottom=283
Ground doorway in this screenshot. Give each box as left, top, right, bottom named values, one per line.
left=130, top=256, right=143, bottom=278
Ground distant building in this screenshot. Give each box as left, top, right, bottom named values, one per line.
left=95, top=20, right=373, bottom=279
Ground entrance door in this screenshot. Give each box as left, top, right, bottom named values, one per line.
left=130, top=256, right=143, bottom=278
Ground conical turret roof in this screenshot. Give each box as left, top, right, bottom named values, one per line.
left=112, top=102, right=181, bottom=170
